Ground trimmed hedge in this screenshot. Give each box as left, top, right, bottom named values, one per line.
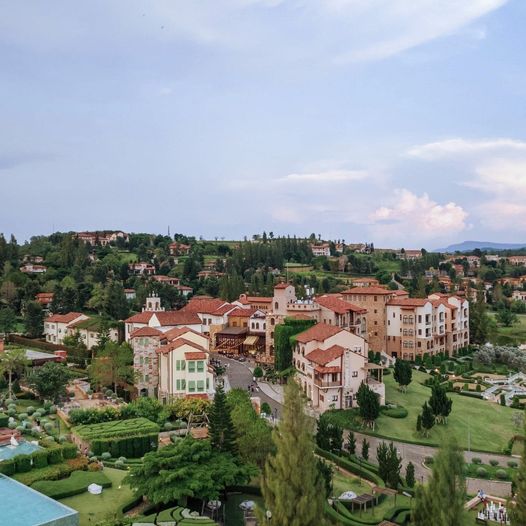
left=31, top=470, right=111, bottom=499
left=381, top=406, right=408, bottom=419
left=0, top=412, right=8, bottom=427
left=15, top=454, right=32, bottom=473
left=0, top=459, right=16, bottom=475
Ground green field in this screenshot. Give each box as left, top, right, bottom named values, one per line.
left=331, top=370, right=520, bottom=453
left=59, top=468, right=134, bottom=526
left=491, top=313, right=526, bottom=346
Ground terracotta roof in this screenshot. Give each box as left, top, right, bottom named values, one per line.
left=182, top=297, right=228, bottom=314
left=177, top=285, right=193, bottom=291
left=316, top=295, right=366, bottom=314
left=228, top=307, right=256, bottom=318
left=314, top=365, right=342, bottom=374
left=157, top=338, right=206, bottom=354
left=184, top=351, right=207, bottom=360
left=155, top=311, right=201, bottom=326
left=305, top=344, right=345, bottom=365
left=274, top=282, right=291, bottom=289
left=124, top=311, right=156, bottom=324
left=387, top=298, right=431, bottom=307
left=46, top=312, right=85, bottom=324
left=130, top=327, right=163, bottom=338
left=295, top=323, right=343, bottom=344
left=124, top=288, right=135, bottom=293
left=163, top=326, right=207, bottom=341
left=211, top=303, right=236, bottom=315
left=342, top=287, right=395, bottom=295
left=393, top=290, right=409, bottom=296
left=246, top=296, right=272, bottom=303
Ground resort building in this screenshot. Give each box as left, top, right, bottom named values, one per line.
left=44, top=312, right=89, bottom=345
left=310, top=243, right=331, bottom=257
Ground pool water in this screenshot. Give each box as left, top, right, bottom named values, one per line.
left=0, top=441, right=41, bottom=460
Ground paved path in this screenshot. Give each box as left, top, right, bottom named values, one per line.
left=217, top=355, right=283, bottom=417
left=348, top=430, right=516, bottom=489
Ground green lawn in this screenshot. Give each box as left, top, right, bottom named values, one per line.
left=59, top=468, right=134, bottom=526
left=490, top=313, right=526, bottom=345
left=376, top=370, right=520, bottom=452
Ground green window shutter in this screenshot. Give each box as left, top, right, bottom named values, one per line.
left=176, top=379, right=180, bottom=391
left=181, top=379, right=186, bottom=390
left=176, top=360, right=181, bottom=371
left=189, top=381, right=195, bottom=392
left=188, top=361, right=196, bottom=372
left=182, top=360, right=186, bottom=370
left=206, top=378, right=209, bottom=390
left=197, top=361, right=204, bottom=372
left=197, top=380, right=204, bottom=392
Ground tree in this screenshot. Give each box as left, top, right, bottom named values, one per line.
left=0, top=307, right=16, bottom=335
left=470, top=285, right=496, bottom=344
left=393, top=359, right=412, bottom=392
left=406, top=461, right=415, bottom=488
left=316, top=459, right=333, bottom=498
left=88, top=341, right=134, bottom=394
left=28, top=362, right=71, bottom=402
left=416, top=414, right=422, bottom=434
left=24, top=300, right=44, bottom=338
left=496, top=308, right=518, bottom=328
left=126, top=437, right=252, bottom=506
left=209, top=384, right=237, bottom=454
left=347, top=430, right=356, bottom=455
left=420, top=401, right=435, bottom=438
left=104, top=281, right=129, bottom=320
left=361, top=438, right=369, bottom=461
left=510, top=422, right=526, bottom=525
left=357, top=382, right=380, bottom=429
left=0, top=348, right=28, bottom=398
left=413, top=437, right=466, bottom=526
left=429, top=382, right=453, bottom=424
left=377, top=441, right=401, bottom=489
left=258, top=381, right=327, bottom=526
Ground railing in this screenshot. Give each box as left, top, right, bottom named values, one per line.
left=314, top=378, right=342, bottom=388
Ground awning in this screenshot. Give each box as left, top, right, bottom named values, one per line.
left=243, top=335, right=259, bottom=346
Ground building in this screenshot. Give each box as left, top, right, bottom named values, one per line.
left=66, top=318, right=119, bottom=351
left=293, top=323, right=384, bottom=412
left=20, top=264, right=47, bottom=274
left=508, top=256, right=526, bottom=266
left=129, top=262, right=156, bottom=275
left=129, top=327, right=164, bottom=397
left=236, top=294, right=273, bottom=311
left=512, top=290, right=526, bottom=301
left=35, top=292, right=54, bottom=309
left=151, top=275, right=180, bottom=286
left=124, top=288, right=136, bottom=300
left=76, top=231, right=128, bottom=246
left=351, top=277, right=380, bottom=288
left=169, top=242, right=191, bottom=256
left=44, top=312, right=89, bottom=344
left=396, top=249, right=422, bottom=260
left=310, top=243, right=331, bottom=257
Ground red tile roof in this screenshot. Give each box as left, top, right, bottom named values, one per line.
left=157, top=338, right=206, bottom=354
left=316, top=295, right=366, bottom=314
left=155, top=311, right=201, bottom=326
left=295, top=323, right=343, bottom=344
left=228, top=307, right=256, bottom=318
left=46, top=312, right=85, bottom=324
left=184, top=351, right=207, bottom=360
left=164, top=326, right=207, bottom=341
left=314, top=365, right=342, bottom=374
left=130, top=327, right=163, bottom=338
left=387, top=298, right=430, bottom=307
left=182, top=297, right=228, bottom=314
left=246, top=296, right=272, bottom=303
left=305, top=344, right=345, bottom=365
left=342, top=287, right=395, bottom=295
left=124, top=311, right=156, bottom=324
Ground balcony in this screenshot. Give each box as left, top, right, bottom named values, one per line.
left=314, top=378, right=342, bottom=388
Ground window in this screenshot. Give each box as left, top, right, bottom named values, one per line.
left=188, top=381, right=196, bottom=392
left=206, top=378, right=209, bottom=390
left=197, top=361, right=205, bottom=372
left=188, top=361, right=196, bottom=373
left=274, top=302, right=279, bottom=310
left=197, top=380, right=205, bottom=392
left=270, top=318, right=275, bottom=326
left=352, top=371, right=358, bottom=377
left=176, top=360, right=186, bottom=371
left=144, top=357, right=149, bottom=365
left=176, top=379, right=181, bottom=391
left=332, top=395, right=338, bottom=402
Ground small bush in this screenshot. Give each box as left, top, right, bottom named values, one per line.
left=476, top=467, right=488, bottom=478
left=495, top=469, right=508, bottom=480
left=382, top=406, right=408, bottom=419
left=61, top=443, right=78, bottom=460
left=472, top=457, right=482, bottom=465
left=88, top=462, right=101, bottom=472
left=0, top=459, right=16, bottom=475
left=118, top=456, right=127, bottom=463
left=163, top=422, right=173, bottom=431
left=489, top=459, right=499, bottom=467
left=424, top=457, right=434, bottom=465
left=114, top=460, right=125, bottom=469
left=101, top=452, right=112, bottom=460
left=508, top=460, right=518, bottom=468
left=26, top=406, right=35, bottom=415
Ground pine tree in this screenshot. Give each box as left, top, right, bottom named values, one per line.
left=421, top=402, right=435, bottom=437
left=258, top=381, right=327, bottom=526
left=406, top=461, right=415, bottom=488
left=357, top=382, right=380, bottom=429
left=347, top=431, right=356, bottom=456
left=510, top=423, right=526, bottom=525
left=209, top=384, right=237, bottom=454
left=429, top=382, right=452, bottom=424
left=361, top=438, right=369, bottom=461
left=416, top=414, right=422, bottom=434
left=393, top=359, right=412, bottom=392
left=413, top=437, right=466, bottom=526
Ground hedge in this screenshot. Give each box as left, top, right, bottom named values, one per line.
left=0, top=412, right=8, bottom=427
left=335, top=501, right=379, bottom=525
left=15, top=454, right=32, bottom=473
left=381, top=406, right=408, bottom=419
left=91, top=433, right=158, bottom=458
left=325, top=504, right=364, bottom=526
left=384, top=506, right=411, bottom=522
left=32, top=450, right=49, bottom=469
left=31, top=470, right=111, bottom=499
left=0, top=459, right=16, bottom=475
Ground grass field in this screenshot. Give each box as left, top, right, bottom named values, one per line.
left=329, top=370, right=520, bottom=453
left=490, top=312, right=526, bottom=346
left=59, top=468, right=134, bottom=526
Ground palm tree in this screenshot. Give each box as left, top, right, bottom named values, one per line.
left=0, top=348, right=28, bottom=398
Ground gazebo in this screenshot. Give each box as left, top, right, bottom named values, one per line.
left=372, top=486, right=399, bottom=506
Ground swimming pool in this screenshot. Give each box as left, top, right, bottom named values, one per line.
left=0, top=474, right=79, bottom=526
left=0, top=440, right=41, bottom=460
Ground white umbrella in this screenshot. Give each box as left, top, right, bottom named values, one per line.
left=239, top=500, right=256, bottom=511
left=88, top=483, right=103, bottom=495
left=339, top=491, right=357, bottom=501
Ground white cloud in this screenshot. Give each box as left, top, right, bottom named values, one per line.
left=466, top=159, right=526, bottom=195
left=369, top=189, right=468, bottom=238
left=407, top=138, right=526, bottom=160
left=277, top=169, right=368, bottom=184
left=478, top=201, right=526, bottom=231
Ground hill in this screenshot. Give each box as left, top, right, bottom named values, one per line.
left=435, top=240, right=526, bottom=253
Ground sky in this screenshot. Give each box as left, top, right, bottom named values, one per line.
left=1, top=0, right=526, bottom=249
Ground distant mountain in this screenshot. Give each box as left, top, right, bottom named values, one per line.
left=435, top=240, right=526, bottom=253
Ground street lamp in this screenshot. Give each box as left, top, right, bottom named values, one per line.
left=265, top=510, right=272, bottom=522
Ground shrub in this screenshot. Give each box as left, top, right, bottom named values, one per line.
left=8, top=421, right=16, bottom=430
left=101, top=452, right=112, bottom=460
left=495, top=469, right=508, bottom=480
left=0, top=413, right=8, bottom=427
left=26, top=406, right=35, bottom=415
left=88, top=462, right=101, bottom=472
left=382, top=406, right=408, bottom=419
left=472, top=457, right=482, bottom=465
left=68, top=406, right=121, bottom=425
left=489, top=459, right=499, bottom=467
left=424, top=457, right=434, bottom=465
left=114, top=460, right=125, bottom=469
left=163, top=422, right=173, bottom=431
left=0, top=459, right=16, bottom=475
left=44, top=423, right=54, bottom=433
left=31, top=450, right=49, bottom=469
left=508, top=460, right=518, bottom=468
left=31, top=470, right=112, bottom=499
left=15, top=454, right=32, bottom=473
left=118, top=456, right=127, bottom=463
left=476, top=467, right=488, bottom=478
left=48, top=448, right=64, bottom=465
left=61, top=443, right=78, bottom=460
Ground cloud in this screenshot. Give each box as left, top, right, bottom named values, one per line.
left=276, top=169, right=368, bottom=184
left=477, top=200, right=526, bottom=231
left=466, top=159, right=526, bottom=195
left=406, top=138, right=526, bottom=160
left=370, top=189, right=468, bottom=238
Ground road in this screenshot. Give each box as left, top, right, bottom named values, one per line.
left=216, top=355, right=283, bottom=417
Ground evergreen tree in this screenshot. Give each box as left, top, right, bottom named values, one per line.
left=315, top=415, right=331, bottom=451
left=413, top=437, right=466, bottom=526
left=104, top=281, right=129, bottom=320
left=0, top=307, right=16, bottom=335
left=357, top=382, right=380, bottom=429
left=258, top=381, right=327, bottom=526
left=470, top=284, right=496, bottom=344
left=416, top=414, right=422, bottom=434
left=406, top=461, right=415, bottom=488
left=429, top=382, right=453, bottom=424
left=209, top=384, right=237, bottom=454
left=393, top=359, right=412, bottom=392
left=511, top=423, right=526, bottom=525
left=377, top=441, right=401, bottom=489
left=329, top=422, right=343, bottom=453
left=24, top=300, right=44, bottom=338
left=421, top=401, right=435, bottom=438
left=347, top=431, right=356, bottom=455
left=361, top=438, right=369, bottom=461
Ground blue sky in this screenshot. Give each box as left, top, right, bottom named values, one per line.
left=1, top=0, right=526, bottom=248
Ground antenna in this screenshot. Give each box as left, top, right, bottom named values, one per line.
left=168, top=225, right=171, bottom=237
